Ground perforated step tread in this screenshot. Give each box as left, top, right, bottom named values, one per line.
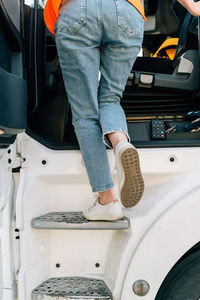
left=31, top=212, right=129, bottom=230
left=32, top=277, right=112, bottom=299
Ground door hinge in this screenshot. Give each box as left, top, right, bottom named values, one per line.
left=11, top=155, right=24, bottom=169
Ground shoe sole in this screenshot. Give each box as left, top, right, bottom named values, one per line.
left=120, top=148, right=144, bottom=208
left=83, top=213, right=124, bottom=221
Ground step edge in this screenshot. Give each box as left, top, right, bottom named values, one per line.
left=31, top=219, right=130, bottom=230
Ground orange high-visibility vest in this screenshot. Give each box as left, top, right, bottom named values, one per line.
left=44, top=0, right=146, bottom=35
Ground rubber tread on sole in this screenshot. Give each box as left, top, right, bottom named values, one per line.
left=120, top=148, right=144, bottom=208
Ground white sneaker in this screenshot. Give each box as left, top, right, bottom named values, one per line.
left=115, top=141, right=144, bottom=208
left=83, top=199, right=123, bottom=221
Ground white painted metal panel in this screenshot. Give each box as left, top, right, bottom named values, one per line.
left=15, top=133, right=200, bottom=299
left=0, top=144, right=17, bottom=300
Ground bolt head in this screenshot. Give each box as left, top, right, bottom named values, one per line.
left=132, top=280, right=150, bottom=296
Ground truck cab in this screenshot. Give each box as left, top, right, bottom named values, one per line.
left=1, top=0, right=200, bottom=299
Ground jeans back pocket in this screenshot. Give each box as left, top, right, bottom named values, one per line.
left=115, top=0, right=144, bottom=39
left=56, top=0, right=87, bottom=35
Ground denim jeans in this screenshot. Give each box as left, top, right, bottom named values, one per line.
left=54, top=0, right=144, bottom=192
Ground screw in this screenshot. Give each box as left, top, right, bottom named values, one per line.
left=15, top=229, right=19, bottom=232
left=8, top=159, right=12, bottom=164
left=169, top=156, right=175, bottom=162
left=133, top=280, right=150, bottom=296
left=56, top=263, right=60, bottom=268
left=16, top=236, right=20, bottom=240
left=95, top=263, right=100, bottom=268
left=42, top=160, right=47, bottom=165
left=8, top=149, right=11, bottom=154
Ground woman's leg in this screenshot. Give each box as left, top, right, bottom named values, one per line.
left=98, top=0, right=145, bottom=207
left=54, top=0, right=119, bottom=210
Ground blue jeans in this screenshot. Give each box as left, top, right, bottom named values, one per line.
left=54, top=0, right=144, bottom=192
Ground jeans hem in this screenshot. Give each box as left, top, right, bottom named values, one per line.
left=92, top=183, right=114, bottom=193
left=102, top=130, right=131, bottom=148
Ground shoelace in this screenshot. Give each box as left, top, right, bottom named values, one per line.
left=88, top=195, right=99, bottom=210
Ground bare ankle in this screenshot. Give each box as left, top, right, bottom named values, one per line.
left=107, top=132, right=128, bottom=152
left=98, top=189, right=117, bottom=205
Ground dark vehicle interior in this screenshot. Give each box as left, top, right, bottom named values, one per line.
left=0, top=0, right=200, bottom=149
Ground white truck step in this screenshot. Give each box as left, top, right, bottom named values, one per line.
left=31, top=212, right=129, bottom=230
left=32, top=277, right=112, bottom=299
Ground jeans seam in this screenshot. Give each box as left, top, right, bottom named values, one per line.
left=56, top=0, right=87, bottom=35
left=98, top=0, right=103, bottom=40
left=92, top=183, right=114, bottom=192
left=115, top=0, right=143, bottom=39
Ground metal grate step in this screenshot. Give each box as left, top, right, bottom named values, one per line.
left=31, top=212, right=129, bottom=230
left=32, top=277, right=112, bottom=299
